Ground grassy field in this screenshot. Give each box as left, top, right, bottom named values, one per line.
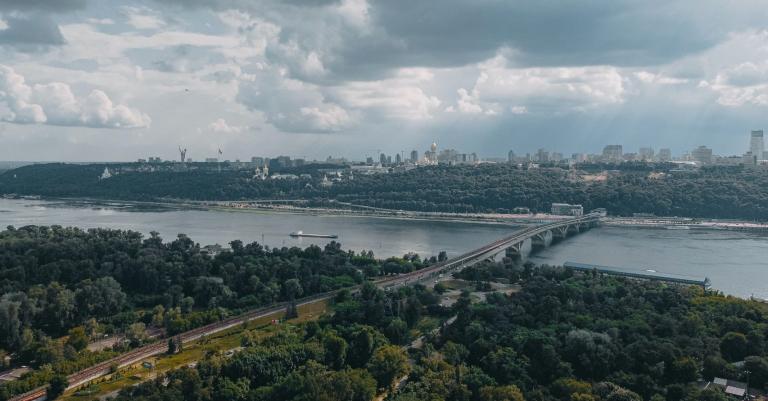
left=62, top=299, right=330, bottom=400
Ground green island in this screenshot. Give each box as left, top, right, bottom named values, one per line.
left=1, top=225, right=768, bottom=401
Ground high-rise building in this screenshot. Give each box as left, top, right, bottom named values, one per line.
left=551, top=152, right=563, bottom=162
left=366, top=157, right=374, bottom=165
left=602, top=145, right=623, bottom=162
left=410, top=150, right=419, bottom=163
left=379, top=153, right=387, bottom=165
left=571, top=153, right=587, bottom=163
left=750, top=130, right=764, bottom=161
left=395, top=153, right=402, bottom=164
left=639, top=147, right=654, bottom=161
left=536, top=148, right=549, bottom=162
left=272, top=155, right=292, bottom=168
left=251, top=156, right=265, bottom=167
left=507, top=150, right=515, bottom=162
left=743, top=152, right=758, bottom=166
left=658, top=148, right=672, bottom=162
left=691, top=145, right=713, bottom=164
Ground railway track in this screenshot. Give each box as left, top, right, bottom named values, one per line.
left=7, top=214, right=598, bottom=401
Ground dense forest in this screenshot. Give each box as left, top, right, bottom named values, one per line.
left=2, top=163, right=767, bottom=220
left=98, top=263, right=768, bottom=401
left=112, top=282, right=444, bottom=401
left=0, top=225, right=430, bottom=399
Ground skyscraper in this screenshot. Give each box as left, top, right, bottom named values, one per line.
left=691, top=145, right=712, bottom=164
left=750, top=130, right=764, bottom=161
left=658, top=148, right=672, bottom=162
left=508, top=150, right=515, bottom=162
left=602, top=145, right=623, bottom=162
left=639, top=147, right=654, bottom=161
left=536, top=148, right=549, bottom=162
left=410, top=150, right=419, bottom=163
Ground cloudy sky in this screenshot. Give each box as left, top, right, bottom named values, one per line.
left=1, top=0, right=768, bottom=161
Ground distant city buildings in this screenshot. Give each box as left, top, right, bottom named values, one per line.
left=639, top=147, right=654, bottom=161
left=658, top=148, right=672, bottom=162
left=536, top=148, right=549, bottom=163
left=691, top=145, right=713, bottom=164
left=750, top=130, right=764, bottom=161
left=132, top=129, right=768, bottom=173
left=602, top=145, right=623, bottom=162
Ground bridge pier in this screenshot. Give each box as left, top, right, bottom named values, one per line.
left=552, top=226, right=568, bottom=240
left=567, top=224, right=581, bottom=235
left=532, top=231, right=553, bottom=249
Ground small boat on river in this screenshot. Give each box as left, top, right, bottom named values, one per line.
left=289, top=230, right=338, bottom=239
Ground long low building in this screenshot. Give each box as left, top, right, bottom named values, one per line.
left=564, top=261, right=710, bottom=288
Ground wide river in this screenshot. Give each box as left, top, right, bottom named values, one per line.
left=1, top=198, right=767, bottom=298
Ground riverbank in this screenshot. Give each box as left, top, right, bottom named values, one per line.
left=6, top=195, right=768, bottom=233
left=604, top=216, right=768, bottom=232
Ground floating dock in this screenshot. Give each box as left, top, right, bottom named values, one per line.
left=564, top=261, right=710, bottom=288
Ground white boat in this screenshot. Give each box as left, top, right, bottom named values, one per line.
left=289, top=230, right=338, bottom=239
left=665, top=225, right=690, bottom=230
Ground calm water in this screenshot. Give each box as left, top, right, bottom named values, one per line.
left=528, top=226, right=768, bottom=298
left=1, top=199, right=767, bottom=298
left=0, top=199, right=517, bottom=260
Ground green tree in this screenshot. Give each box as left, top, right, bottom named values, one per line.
left=47, top=375, right=68, bottom=400
left=480, top=385, right=525, bottom=401
left=368, top=345, right=410, bottom=390
left=668, top=357, right=699, bottom=383
left=324, top=332, right=349, bottom=369
left=721, top=332, right=750, bottom=362
left=65, top=326, right=89, bottom=351
left=385, top=318, right=409, bottom=345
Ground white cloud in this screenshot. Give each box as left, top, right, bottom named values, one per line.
left=337, top=0, right=371, bottom=29
left=122, top=6, right=166, bottom=30
left=469, top=55, right=625, bottom=113
left=86, top=18, right=114, bottom=25
left=208, top=118, right=243, bottom=133
left=703, top=62, right=768, bottom=107
left=510, top=105, right=528, bottom=114
left=331, top=68, right=441, bottom=120
left=0, top=65, right=150, bottom=128
left=456, top=88, right=484, bottom=114
left=237, top=68, right=352, bottom=133
left=634, top=71, right=689, bottom=85
left=298, top=105, right=350, bottom=132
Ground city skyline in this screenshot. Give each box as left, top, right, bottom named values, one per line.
left=118, top=128, right=764, bottom=167
left=2, top=1, right=768, bottom=161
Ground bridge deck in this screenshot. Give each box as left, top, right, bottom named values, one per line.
left=564, top=261, right=709, bottom=288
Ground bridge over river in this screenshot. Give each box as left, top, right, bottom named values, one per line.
left=378, top=212, right=602, bottom=289
left=9, top=213, right=601, bottom=401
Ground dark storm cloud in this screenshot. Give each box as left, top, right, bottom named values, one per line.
left=153, top=0, right=339, bottom=9
left=323, top=0, right=768, bottom=78
left=0, top=15, right=66, bottom=47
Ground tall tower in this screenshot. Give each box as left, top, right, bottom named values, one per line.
left=750, top=130, right=764, bottom=160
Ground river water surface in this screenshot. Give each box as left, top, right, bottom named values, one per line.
left=1, top=199, right=767, bottom=298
